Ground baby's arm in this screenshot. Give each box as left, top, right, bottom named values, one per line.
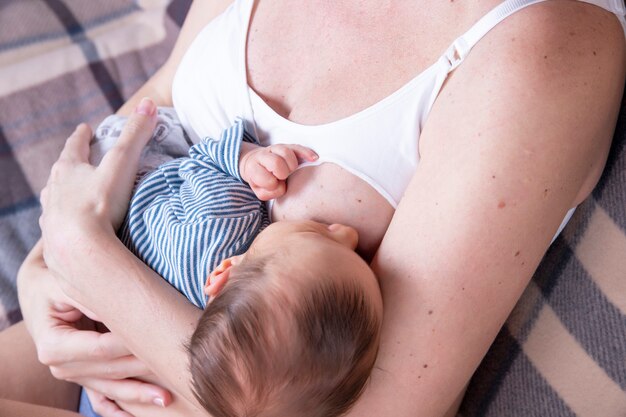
left=239, top=142, right=318, bottom=201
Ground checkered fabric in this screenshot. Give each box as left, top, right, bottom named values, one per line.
left=0, top=2, right=624, bottom=416
left=0, top=0, right=191, bottom=327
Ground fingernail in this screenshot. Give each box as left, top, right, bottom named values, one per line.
left=152, top=397, right=165, bottom=407
left=136, top=97, right=155, bottom=116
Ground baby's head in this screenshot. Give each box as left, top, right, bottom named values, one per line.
left=188, top=221, right=382, bottom=417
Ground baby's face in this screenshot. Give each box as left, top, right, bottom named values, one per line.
left=246, top=220, right=383, bottom=317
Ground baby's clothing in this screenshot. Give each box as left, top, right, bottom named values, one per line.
left=90, top=113, right=269, bottom=308
left=91, top=107, right=193, bottom=180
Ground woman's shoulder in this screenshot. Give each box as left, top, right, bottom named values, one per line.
left=420, top=0, right=625, bottom=200
left=155, top=1, right=235, bottom=96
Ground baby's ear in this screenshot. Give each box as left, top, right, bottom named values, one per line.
left=204, top=255, right=244, bottom=298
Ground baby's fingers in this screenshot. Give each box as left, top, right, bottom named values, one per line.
left=247, top=160, right=279, bottom=189
left=285, top=144, right=318, bottom=164
left=266, top=145, right=298, bottom=173
left=256, top=152, right=295, bottom=180
left=252, top=182, right=286, bottom=201
left=269, top=145, right=318, bottom=173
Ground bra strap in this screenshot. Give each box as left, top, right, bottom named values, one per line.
left=442, top=0, right=626, bottom=71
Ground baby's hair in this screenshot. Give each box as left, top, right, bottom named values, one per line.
left=187, top=255, right=381, bottom=417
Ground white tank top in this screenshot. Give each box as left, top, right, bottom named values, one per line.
left=172, top=0, right=625, bottom=232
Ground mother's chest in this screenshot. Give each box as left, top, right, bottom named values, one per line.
left=245, top=1, right=451, bottom=126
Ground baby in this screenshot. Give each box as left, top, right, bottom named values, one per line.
left=90, top=110, right=383, bottom=417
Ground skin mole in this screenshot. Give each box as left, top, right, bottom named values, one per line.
left=498, top=200, right=506, bottom=208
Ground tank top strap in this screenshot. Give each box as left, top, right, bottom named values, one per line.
left=441, top=0, right=626, bottom=71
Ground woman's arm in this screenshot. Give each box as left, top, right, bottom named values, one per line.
left=22, top=1, right=233, bottom=413
left=39, top=107, right=205, bottom=410
left=63, top=236, right=207, bottom=415
left=347, top=4, right=625, bottom=417
left=116, top=0, right=233, bottom=115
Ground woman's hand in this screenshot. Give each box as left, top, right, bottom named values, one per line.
left=17, top=241, right=172, bottom=416
left=34, top=96, right=202, bottom=409
left=39, top=98, right=157, bottom=277
left=31, top=98, right=182, bottom=414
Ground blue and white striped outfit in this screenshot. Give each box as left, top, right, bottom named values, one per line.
left=118, top=120, right=269, bottom=308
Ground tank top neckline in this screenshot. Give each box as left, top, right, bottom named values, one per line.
left=241, top=0, right=626, bottom=131
left=240, top=0, right=448, bottom=131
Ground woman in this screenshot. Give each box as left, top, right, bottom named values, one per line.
left=2, top=0, right=625, bottom=416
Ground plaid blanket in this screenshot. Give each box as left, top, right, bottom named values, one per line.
left=0, top=2, right=624, bottom=416
left=0, top=0, right=190, bottom=327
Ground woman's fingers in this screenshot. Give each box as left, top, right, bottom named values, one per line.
left=37, top=326, right=132, bottom=366
left=85, top=388, right=135, bottom=417
left=98, top=97, right=157, bottom=178
left=59, top=124, right=92, bottom=163
left=79, top=378, right=171, bottom=407
left=50, top=355, right=153, bottom=382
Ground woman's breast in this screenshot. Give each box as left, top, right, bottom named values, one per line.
left=272, top=164, right=395, bottom=260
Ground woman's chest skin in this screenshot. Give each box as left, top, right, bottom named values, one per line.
left=245, top=0, right=500, bottom=257
left=245, top=0, right=501, bottom=125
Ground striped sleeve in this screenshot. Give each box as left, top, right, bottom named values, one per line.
left=188, top=118, right=253, bottom=182
left=119, top=121, right=268, bottom=308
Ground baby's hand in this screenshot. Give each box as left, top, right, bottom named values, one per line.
left=239, top=143, right=318, bottom=201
